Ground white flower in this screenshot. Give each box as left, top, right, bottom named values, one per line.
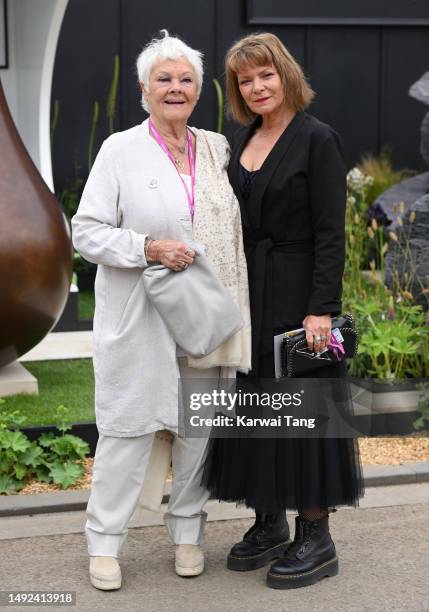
left=347, top=167, right=374, bottom=191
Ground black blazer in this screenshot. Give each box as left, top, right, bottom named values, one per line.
left=228, top=111, right=347, bottom=367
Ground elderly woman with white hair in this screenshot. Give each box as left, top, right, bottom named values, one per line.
left=72, top=30, right=250, bottom=590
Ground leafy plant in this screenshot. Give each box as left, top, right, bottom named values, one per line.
left=0, top=401, right=90, bottom=495
left=0, top=399, right=28, bottom=430
left=344, top=165, right=429, bottom=379
left=355, top=318, right=426, bottom=379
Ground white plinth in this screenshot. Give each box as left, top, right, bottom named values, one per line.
left=19, top=331, right=93, bottom=362
left=0, top=362, right=38, bottom=397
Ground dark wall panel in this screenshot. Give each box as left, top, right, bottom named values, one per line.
left=247, top=0, right=429, bottom=25
left=382, top=27, right=429, bottom=171
left=52, top=0, right=429, bottom=193
left=307, top=27, right=380, bottom=166
left=52, top=0, right=120, bottom=189
left=216, top=0, right=306, bottom=140
left=120, top=0, right=216, bottom=133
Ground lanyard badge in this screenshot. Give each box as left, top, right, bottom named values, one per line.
left=149, top=118, right=196, bottom=222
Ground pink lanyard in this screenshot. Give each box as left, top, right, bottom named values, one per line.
left=149, top=117, right=195, bottom=222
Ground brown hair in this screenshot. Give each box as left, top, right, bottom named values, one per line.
left=225, top=33, right=315, bottom=125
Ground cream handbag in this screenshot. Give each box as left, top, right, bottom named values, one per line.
left=142, top=252, right=243, bottom=358
left=136, top=430, right=174, bottom=513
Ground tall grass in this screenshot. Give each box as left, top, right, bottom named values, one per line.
left=358, top=150, right=414, bottom=205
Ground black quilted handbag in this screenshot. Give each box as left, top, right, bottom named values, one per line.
left=280, top=314, right=358, bottom=378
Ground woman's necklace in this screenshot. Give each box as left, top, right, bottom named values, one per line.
left=167, top=139, right=187, bottom=172
left=149, top=120, right=188, bottom=170
left=174, top=159, right=186, bottom=172
left=149, top=117, right=195, bottom=221
left=172, top=142, right=188, bottom=172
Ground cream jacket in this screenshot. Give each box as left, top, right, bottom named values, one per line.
left=71, top=119, right=250, bottom=436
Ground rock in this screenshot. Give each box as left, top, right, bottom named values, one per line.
left=375, top=172, right=429, bottom=230
left=384, top=194, right=429, bottom=310
left=409, top=72, right=429, bottom=167
left=409, top=71, right=429, bottom=105
left=421, top=112, right=429, bottom=166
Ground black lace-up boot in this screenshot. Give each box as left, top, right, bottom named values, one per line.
left=227, top=512, right=291, bottom=571
left=266, top=515, right=338, bottom=589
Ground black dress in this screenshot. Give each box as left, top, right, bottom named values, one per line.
left=202, top=112, right=364, bottom=513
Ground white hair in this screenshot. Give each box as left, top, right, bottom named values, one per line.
left=136, top=29, right=204, bottom=112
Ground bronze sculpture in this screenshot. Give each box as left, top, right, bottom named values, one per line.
left=0, top=79, right=73, bottom=367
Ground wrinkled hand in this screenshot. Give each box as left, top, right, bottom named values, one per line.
left=147, top=240, right=195, bottom=271
left=303, top=314, right=332, bottom=354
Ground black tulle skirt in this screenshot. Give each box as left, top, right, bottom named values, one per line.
left=202, top=353, right=365, bottom=513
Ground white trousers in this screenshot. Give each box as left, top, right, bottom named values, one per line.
left=85, top=358, right=220, bottom=557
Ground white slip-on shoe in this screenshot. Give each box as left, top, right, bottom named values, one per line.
left=89, top=556, right=122, bottom=590
left=175, top=544, right=204, bottom=577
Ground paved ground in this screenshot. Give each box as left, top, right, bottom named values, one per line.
left=1, top=484, right=429, bottom=612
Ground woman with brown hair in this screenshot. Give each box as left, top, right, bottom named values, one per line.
left=203, top=33, right=364, bottom=589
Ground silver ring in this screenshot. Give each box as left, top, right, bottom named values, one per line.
left=184, top=249, right=192, bottom=255
left=314, top=335, right=322, bottom=341
left=320, top=335, right=328, bottom=341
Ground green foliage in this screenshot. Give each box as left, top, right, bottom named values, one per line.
left=0, top=430, right=31, bottom=453
left=0, top=475, right=21, bottom=495
left=213, top=78, right=224, bottom=134
left=87, top=100, right=100, bottom=173
left=4, top=360, right=95, bottom=428
left=0, top=400, right=28, bottom=430
left=344, top=165, right=429, bottom=382
left=73, top=251, right=95, bottom=275
left=0, top=401, right=90, bottom=495
left=58, top=161, right=83, bottom=226
left=49, top=462, right=85, bottom=489
left=355, top=317, right=427, bottom=379
left=50, top=99, right=60, bottom=147
left=78, top=290, right=95, bottom=320
left=358, top=149, right=415, bottom=206
left=52, top=404, right=72, bottom=434
left=345, top=279, right=429, bottom=380
left=107, top=55, right=120, bottom=135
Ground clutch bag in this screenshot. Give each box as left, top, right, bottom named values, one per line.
left=280, top=313, right=358, bottom=378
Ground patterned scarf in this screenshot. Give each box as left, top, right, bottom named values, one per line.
left=186, top=128, right=251, bottom=373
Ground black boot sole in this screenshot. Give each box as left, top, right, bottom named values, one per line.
left=227, top=540, right=291, bottom=571
left=266, top=557, right=339, bottom=589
